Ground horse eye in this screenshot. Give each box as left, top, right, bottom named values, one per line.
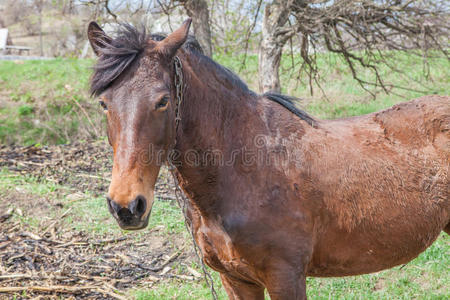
left=156, top=96, right=169, bottom=109
left=99, top=100, right=107, bottom=110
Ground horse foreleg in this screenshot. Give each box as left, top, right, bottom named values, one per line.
left=220, top=273, right=264, bottom=300
left=264, top=266, right=307, bottom=300
left=444, top=222, right=450, bottom=235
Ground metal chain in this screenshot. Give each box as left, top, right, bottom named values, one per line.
left=169, top=171, right=219, bottom=300
left=168, top=57, right=219, bottom=300
left=173, top=56, right=184, bottom=130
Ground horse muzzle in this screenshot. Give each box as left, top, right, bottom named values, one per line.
left=107, top=196, right=151, bottom=230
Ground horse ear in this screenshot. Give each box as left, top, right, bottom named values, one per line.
left=157, top=18, right=192, bottom=58
left=87, top=21, right=112, bottom=56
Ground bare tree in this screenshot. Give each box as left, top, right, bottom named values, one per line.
left=60, top=0, right=75, bottom=15
left=208, top=0, right=262, bottom=56
left=79, top=0, right=119, bottom=21
left=34, top=0, right=44, bottom=56
left=258, top=0, right=449, bottom=95
left=178, top=0, right=212, bottom=57
left=258, top=0, right=299, bottom=92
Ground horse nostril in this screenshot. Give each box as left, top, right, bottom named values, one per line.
left=107, top=197, right=121, bottom=214
left=117, top=208, right=133, bottom=223
left=129, top=195, right=146, bottom=217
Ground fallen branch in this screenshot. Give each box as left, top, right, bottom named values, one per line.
left=55, top=240, right=88, bottom=248
left=0, top=208, right=13, bottom=223
left=41, top=208, right=72, bottom=236
left=0, top=285, right=97, bottom=293
left=0, top=274, right=32, bottom=280
left=75, top=173, right=108, bottom=180
left=138, top=245, right=186, bottom=272
left=0, top=285, right=126, bottom=299
left=92, top=236, right=127, bottom=245
left=8, top=159, right=44, bottom=167
left=168, top=274, right=195, bottom=281
left=21, top=231, right=43, bottom=241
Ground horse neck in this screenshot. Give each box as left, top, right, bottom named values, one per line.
left=173, top=51, right=257, bottom=214
left=175, top=51, right=256, bottom=151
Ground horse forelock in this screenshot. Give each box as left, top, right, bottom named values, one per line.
left=90, top=23, right=203, bottom=97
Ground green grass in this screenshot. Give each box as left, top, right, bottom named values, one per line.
left=134, top=272, right=228, bottom=300
left=0, top=168, right=61, bottom=195
left=0, top=58, right=98, bottom=145
left=305, top=236, right=449, bottom=299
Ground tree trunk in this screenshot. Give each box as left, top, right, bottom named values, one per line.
left=179, top=0, right=212, bottom=57
left=33, top=0, right=45, bottom=56
left=258, top=1, right=295, bottom=93
left=258, top=29, right=283, bottom=93
left=38, top=3, right=43, bottom=56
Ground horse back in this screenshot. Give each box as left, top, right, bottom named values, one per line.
left=372, top=95, right=449, bottom=157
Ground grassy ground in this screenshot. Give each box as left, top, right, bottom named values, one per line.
left=0, top=52, right=448, bottom=299
left=0, top=59, right=96, bottom=145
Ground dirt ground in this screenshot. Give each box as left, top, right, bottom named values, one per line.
left=0, top=141, right=176, bottom=199
left=0, top=142, right=200, bottom=299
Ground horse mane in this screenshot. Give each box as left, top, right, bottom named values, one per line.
left=90, top=24, right=316, bottom=127
left=263, top=93, right=316, bottom=127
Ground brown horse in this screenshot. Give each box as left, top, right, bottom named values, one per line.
left=87, top=19, right=449, bottom=299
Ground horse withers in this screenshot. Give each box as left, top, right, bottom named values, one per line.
left=87, top=19, right=449, bottom=299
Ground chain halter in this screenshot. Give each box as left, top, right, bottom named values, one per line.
left=169, top=56, right=218, bottom=300
left=173, top=56, right=184, bottom=132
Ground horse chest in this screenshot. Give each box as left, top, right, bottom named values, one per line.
left=193, top=216, right=259, bottom=281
